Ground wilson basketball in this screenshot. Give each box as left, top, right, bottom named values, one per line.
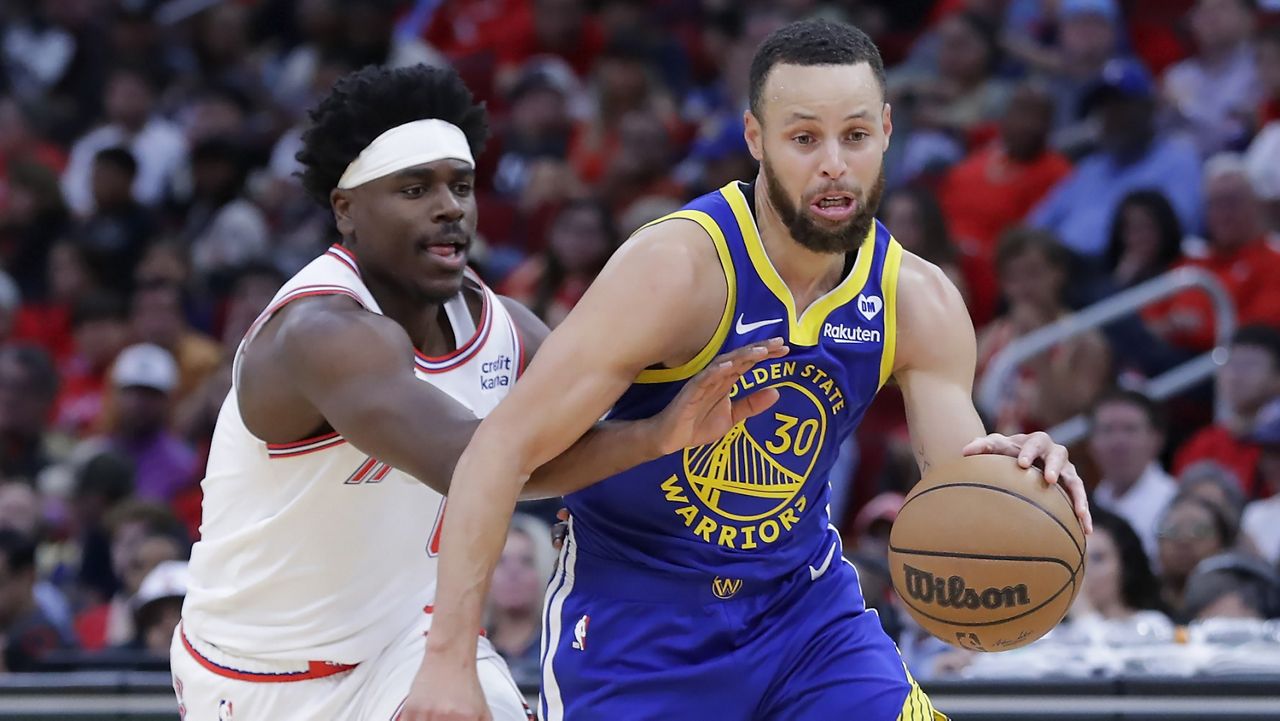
left=888, top=454, right=1086, bottom=652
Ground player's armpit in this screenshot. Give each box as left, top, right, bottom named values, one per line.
left=891, top=252, right=987, bottom=474
left=273, top=300, right=480, bottom=494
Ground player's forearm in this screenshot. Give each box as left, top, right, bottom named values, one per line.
left=424, top=429, right=526, bottom=661
left=521, top=418, right=662, bottom=499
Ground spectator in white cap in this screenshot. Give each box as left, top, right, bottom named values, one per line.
left=100, top=344, right=198, bottom=504
left=130, top=559, right=189, bottom=656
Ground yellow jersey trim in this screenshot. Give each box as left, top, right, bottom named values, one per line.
left=633, top=210, right=737, bottom=384
left=878, top=238, right=903, bottom=389
left=721, top=182, right=876, bottom=346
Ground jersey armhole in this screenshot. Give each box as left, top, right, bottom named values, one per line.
left=633, top=210, right=737, bottom=384
left=877, top=239, right=904, bottom=390
left=232, top=288, right=368, bottom=444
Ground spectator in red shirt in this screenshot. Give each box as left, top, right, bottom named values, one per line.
left=53, top=292, right=129, bottom=438
left=1144, top=153, right=1280, bottom=351
left=0, top=345, right=60, bottom=486
left=882, top=185, right=990, bottom=324
left=495, top=0, right=606, bottom=93
left=1174, top=324, right=1280, bottom=498
left=939, top=81, right=1072, bottom=259
left=11, top=240, right=93, bottom=364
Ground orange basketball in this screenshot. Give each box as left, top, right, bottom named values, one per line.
left=887, top=454, right=1086, bottom=652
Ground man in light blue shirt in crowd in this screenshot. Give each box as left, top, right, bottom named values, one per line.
left=1030, top=59, right=1203, bottom=258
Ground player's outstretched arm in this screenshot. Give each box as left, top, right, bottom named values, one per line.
left=403, top=221, right=769, bottom=721
left=270, top=296, right=484, bottom=494
left=892, top=252, right=1092, bottom=534
left=269, top=294, right=781, bottom=501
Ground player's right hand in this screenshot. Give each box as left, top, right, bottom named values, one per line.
left=649, top=337, right=789, bottom=455
left=397, top=658, right=490, bottom=721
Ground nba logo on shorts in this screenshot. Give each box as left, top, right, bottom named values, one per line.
left=218, top=700, right=234, bottom=720
left=572, top=614, right=589, bottom=650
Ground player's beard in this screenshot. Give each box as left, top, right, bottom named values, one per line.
left=761, top=156, right=886, bottom=255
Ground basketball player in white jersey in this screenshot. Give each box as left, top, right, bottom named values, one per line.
left=171, top=64, right=786, bottom=721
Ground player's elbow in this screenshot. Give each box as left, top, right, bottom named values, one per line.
left=463, top=417, right=540, bottom=486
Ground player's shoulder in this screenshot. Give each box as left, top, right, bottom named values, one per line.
left=895, top=250, right=965, bottom=321
left=621, top=211, right=724, bottom=271
left=892, top=249, right=975, bottom=372
left=270, top=294, right=411, bottom=365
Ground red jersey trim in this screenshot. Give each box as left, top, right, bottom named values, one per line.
left=326, top=245, right=361, bottom=278
left=415, top=285, right=494, bottom=373
left=267, top=431, right=347, bottom=459
left=179, top=624, right=357, bottom=683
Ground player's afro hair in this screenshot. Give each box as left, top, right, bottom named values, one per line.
left=296, top=64, right=488, bottom=206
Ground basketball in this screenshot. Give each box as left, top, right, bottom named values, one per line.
left=888, top=454, right=1086, bottom=652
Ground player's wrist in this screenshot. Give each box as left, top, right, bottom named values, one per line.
left=635, top=416, right=673, bottom=459
left=422, top=634, right=479, bottom=665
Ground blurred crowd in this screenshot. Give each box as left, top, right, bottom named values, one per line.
left=1, top=0, right=1280, bottom=689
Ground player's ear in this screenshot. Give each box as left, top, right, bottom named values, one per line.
left=331, top=189, right=355, bottom=238
left=881, top=102, right=893, bottom=153
left=744, top=109, right=764, bottom=162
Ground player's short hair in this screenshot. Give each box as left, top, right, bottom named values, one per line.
left=296, top=64, right=488, bottom=206
left=1090, top=388, right=1167, bottom=435
left=748, top=18, right=885, bottom=121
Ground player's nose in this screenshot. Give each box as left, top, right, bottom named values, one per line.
left=816, top=139, right=848, bottom=180
left=429, top=188, right=466, bottom=224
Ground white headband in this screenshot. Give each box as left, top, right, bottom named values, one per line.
left=336, top=119, right=475, bottom=190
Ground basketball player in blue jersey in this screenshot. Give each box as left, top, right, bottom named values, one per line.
left=411, top=20, right=1093, bottom=721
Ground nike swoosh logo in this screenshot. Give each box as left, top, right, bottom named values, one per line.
left=809, top=541, right=837, bottom=581
left=736, top=314, right=783, bottom=335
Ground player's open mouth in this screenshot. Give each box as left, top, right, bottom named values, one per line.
left=809, top=193, right=856, bottom=221
left=419, top=241, right=468, bottom=271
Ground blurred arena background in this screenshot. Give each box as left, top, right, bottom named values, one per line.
left=0, top=0, right=1279, bottom=717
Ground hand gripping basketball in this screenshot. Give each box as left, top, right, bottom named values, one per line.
left=888, top=455, right=1087, bottom=652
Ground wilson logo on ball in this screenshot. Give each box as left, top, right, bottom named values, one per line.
left=902, top=565, right=1031, bottom=610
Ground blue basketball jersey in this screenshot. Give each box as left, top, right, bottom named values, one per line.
left=564, top=180, right=903, bottom=587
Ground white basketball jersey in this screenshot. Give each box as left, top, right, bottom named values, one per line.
left=182, top=244, right=524, bottom=664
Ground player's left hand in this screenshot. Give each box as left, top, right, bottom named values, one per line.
left=648, top=338, right=789, bottom=455
left=962, top=431, right=1092, bottom=535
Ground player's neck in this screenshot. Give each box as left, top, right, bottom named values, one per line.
left=753, top=181, right=849, bottom=309
left=360, top=276, right=456, bottom=357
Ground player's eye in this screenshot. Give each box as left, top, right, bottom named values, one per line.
left=847, top=131, right=870, bottom=142
left=793, top=134, right=815, bottom=146
left=452, top=182, right=473, bottom=197
left=401, top=185, right=425, bottom=198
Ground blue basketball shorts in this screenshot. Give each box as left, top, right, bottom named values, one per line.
left=538, top=531, right=945, bottom=721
